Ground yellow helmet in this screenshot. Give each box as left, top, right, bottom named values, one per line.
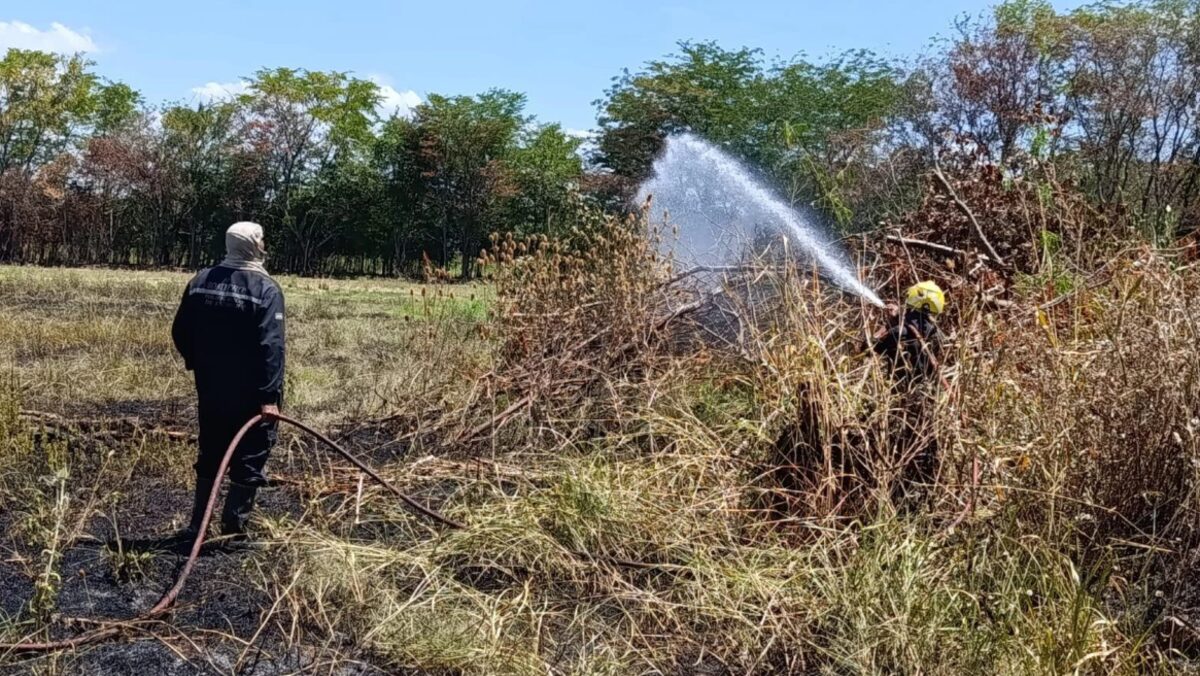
left=905, top=281, right=946, bottom=315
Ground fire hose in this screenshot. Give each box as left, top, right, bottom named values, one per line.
left=1, top=412, right=464, bottom=654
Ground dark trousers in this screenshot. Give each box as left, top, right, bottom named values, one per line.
left=194, top=395, right=277, bottom=487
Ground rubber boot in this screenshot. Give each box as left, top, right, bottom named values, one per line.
left=165, top=476, right=213, bottom=551
left=221, top=482, right=259, bottom=538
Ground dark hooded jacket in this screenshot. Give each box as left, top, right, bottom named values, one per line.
left=171, top=266, right=285, bottom=406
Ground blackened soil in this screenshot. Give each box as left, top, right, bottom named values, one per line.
left=53, top=397, right=194, bottom=430
left=0, top=419, right=405, bottom=675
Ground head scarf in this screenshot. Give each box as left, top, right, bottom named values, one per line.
left=220, top=222, right=269, bottom=275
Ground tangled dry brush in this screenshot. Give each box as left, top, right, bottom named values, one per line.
left=263, top=155, right=1200, bottom=673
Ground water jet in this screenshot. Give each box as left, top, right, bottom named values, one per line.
left=638, top=132, right=882, bottom=306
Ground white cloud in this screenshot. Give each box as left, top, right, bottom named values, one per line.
left=369, top=75, right=421, bottom=119
left=190, top=80, right=250, bottom=102
left=377, top=84, right=422, bottom=118
left=565, top=128, right=595, bottom=140
left=0, top=20, right=99, bottom=54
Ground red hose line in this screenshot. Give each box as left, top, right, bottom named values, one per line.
left=155, top=414, right=265, bottom=614
left=1, top=412, right=461, bottom=654
left=273, top=414, right=464, bottom=530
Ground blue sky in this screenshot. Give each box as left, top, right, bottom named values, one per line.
left=8, top=1, right=1081, bottom=132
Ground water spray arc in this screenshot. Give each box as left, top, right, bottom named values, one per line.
left=637, top=133, right=882, bottom=306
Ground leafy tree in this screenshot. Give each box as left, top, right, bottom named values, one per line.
left=0, top=49, right=140, bottom=261
left=414, top=89, right=527, bottom=277
left=596, top=42, right=770, bottom=186
left=92, top=82, right=143, bottom=136
left=290, top=155, right=385, bottom=274
left=241, top=67, right=381, bottom=272
left=506, top=123, right=583, bottom=236
left=0, top=49, right=109, bottom=174
left=595, top=41, right=906, bottom=228
left=159, top=102, right=249, bottom=265
left=373, top=116, right=432, bottom=274
left=768, top=51, right=906, bottom=225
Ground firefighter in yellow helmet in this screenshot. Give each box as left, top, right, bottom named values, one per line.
left=868, top=281, right=947, bottom=507
left=872, top=280, right=945, bottom=380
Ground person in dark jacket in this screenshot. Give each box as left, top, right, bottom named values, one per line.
left=171, top=221, right=285, bottom=539
left=872, top=280, right=945, bottom=381
left=872, top=280, right=946, bottom=505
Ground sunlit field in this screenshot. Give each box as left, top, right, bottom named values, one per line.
left=3, top=219, right=1200, bottom=675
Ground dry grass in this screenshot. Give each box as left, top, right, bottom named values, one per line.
left=254, top=223, right=1200, bottom=674
left=0, top=265, right=489, bottom=427
left=1, top=224, right=1199, bottom=674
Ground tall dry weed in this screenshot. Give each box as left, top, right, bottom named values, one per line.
left=464, top=209, right=681, bottom=445
left=956, top=249, right=1200, bottom=544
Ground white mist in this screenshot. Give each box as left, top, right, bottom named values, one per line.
left=638, top=132, right=882, bottom=306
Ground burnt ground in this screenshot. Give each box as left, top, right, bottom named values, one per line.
left=22, top=395, right=196, bottom=431
left=0, top=421, right=414, bottom=675
left=0, top=268, right=482, bottom=674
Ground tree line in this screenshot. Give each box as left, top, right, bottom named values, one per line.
left=3, top=0, right=1199, bottom=277
left=0, top=58, right=584, bottom=276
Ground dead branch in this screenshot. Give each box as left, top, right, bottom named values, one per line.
left=884, top=234, right=1000, bottom=267
left=655, top=286, right=730, bottom=331
left=931, top=160, right=1007, bottom=267
left=18, top=410, right=193, bottom=442
left=453, top=394, right=533, bottom=444
left=662, top=265, right=783, bottom=288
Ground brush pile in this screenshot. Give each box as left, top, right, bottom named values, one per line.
left=458, top=209, right=687, bottom=445
left=261, top=159, right=1200, bottom=672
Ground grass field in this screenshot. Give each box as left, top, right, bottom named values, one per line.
left=1, top=255, right=1199, bottom=675
left=0, top=265, right=489, bottom=425
left=0, top=265, right=492, bottom=674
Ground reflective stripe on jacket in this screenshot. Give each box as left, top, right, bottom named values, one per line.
left=171, top=266, right=286, bottom=405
